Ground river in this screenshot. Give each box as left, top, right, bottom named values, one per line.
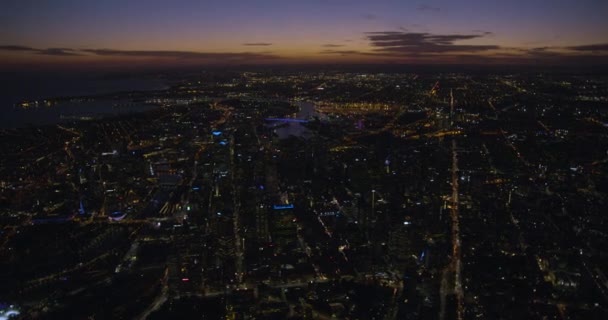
left=274, top=101, right=318, bottom=139
left=0, top=71, right=167, bottom=129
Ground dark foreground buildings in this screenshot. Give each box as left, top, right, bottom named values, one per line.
left=1, top=70, right=608, bottom=319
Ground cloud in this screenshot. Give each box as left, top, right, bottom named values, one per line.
left=472, top=30, right=493, bottom=36
left=0, top=45, right=280, bottom=62
left=417, top=4, right=440, bottom=12
left=38, top=48, right=82, bottom=56
left=0, top=44, right=82, bottom=56
left=566, top=43, right=608, bottom=51
left=518, top=45, right=608, bottom=60
left=0, top=45, right=37, bottom=51
left=319, top=50, right=368, bottom=56
left=361, top=13, right=377, bottom=20
left=365, top=31, right=500, bottom=55
left=4, top=40, right=607, bottom=66
left=496, top=46, right=608, bottom=64
left=81, top=48, right=279, bottom=60
left=1, top=44, right=280, bottom=61
left=319, top=31, right=501, bottom=59
left=320, top=31, right=608, bottom=65
left=242, top=42, right=273, bottom=46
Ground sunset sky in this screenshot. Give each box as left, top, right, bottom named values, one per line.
left=2, top=0, right=608, bottom=68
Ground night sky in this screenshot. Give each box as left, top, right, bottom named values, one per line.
left=2, top=0, right=608, bottom=68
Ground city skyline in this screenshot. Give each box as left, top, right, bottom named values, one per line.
left=2, top=0, right=608, bottom=68
left=2, top=3, right=608, bottom=317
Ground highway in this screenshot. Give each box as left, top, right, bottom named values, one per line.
left=440, top=138, right=465, bottom=320
left=439, top=92, right=465, bottom=320
left=450, top=139, right=465, bottom=320
left=230, top=132, right=245, bottom=284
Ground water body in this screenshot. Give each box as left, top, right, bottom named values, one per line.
left=0, top=72, right=167, bottom=129
left=4, top=99, right=159, bottom=128
left=274, top=101, right=318, bottom=139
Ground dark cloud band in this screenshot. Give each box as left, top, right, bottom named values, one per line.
left=81, top=48, right=279, bottom=60
left=0, top=45, right=279, bottom=60
left=0, top=45, right=80, bottom=56
left=365, top=31, right=499, bottom=54
left=242, top=43, right=273, bottom=46
left=567, top=44, right=608, bottom=51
